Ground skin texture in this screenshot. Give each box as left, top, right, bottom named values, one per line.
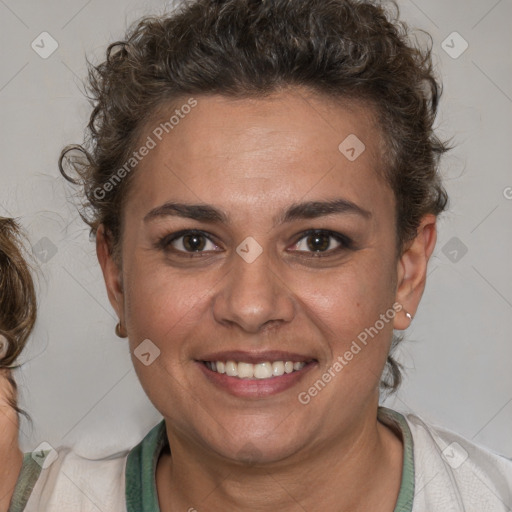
left=97, top=88, right=437, bottom=511
left=0, top=370, right=23, bottom=512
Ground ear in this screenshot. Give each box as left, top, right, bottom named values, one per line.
left=393, top=214, right=437, bottom=330
left=96, top=224, right=125, bottom=324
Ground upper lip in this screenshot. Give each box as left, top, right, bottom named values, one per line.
left=197, top=350, right=317, bottom=364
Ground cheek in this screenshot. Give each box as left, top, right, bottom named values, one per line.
left=123, top=258, right=209, bottom=342
left=299, top=257, right=396, bottom=334
left=122, top=264, right=210, bottom=415
left=295, top=257, right=397, bottom=392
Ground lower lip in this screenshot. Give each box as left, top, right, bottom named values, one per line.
left=196, top=361, right=318, bottom=398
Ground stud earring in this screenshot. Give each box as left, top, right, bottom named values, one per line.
left=115, top=322, right=127, bottom=338
left=405, top=312, right=413, bottom=321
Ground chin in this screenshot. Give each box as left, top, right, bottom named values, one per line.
left=202, top=421, right=308, bottom=466
left=210, top=440, right=299, bottom=466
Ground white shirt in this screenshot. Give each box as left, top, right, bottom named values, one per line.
left=9, top=407, right=512, bottom=511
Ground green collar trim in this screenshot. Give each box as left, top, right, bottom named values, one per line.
left=8, top=452, right=47, bottom=512
left=126, top=420, right=167, bottom=512
left=378, top=406, right=416, bottom=512
left=126, top=408, right=415, bottom=512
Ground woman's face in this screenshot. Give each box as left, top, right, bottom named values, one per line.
left=99, top=88, right=430, bottom=463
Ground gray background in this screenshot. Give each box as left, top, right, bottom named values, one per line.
left=0, top=0, right=511, bottom=458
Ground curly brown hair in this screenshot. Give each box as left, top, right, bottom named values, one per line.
left=59, top=0, right=450, bottom=395
left=0, top=217, right=37, bottom=418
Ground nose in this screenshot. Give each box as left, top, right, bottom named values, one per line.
left=212, top=246, right=295, bottom=333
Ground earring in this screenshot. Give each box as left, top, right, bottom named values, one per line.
left=115, top=322, right=127, bottom=338
left=405, top=312, right=413, bottom=322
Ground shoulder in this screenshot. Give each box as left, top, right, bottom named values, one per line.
left=9, top=445, right=128, bottom=512
left=9, top=420, right=168, bottom=512
left=403, top=410, right=512, bottom=512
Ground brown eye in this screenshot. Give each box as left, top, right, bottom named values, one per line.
left=158, top=230, right=220, bottom=253
left=181, top=233, right=207, bottom=252
left=305, top=232, right=331, bottom=252
left=290, top=229, right=352, bottom=255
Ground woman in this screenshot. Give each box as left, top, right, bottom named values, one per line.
left=3, top=0, right=512, bottom=510
left=0, top=218, right=36, bottom=512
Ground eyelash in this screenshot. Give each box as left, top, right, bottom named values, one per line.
left=156, top=229, right=354, bottom=258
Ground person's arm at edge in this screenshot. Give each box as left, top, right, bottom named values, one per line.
left=0, top=369, right=23, bottom=512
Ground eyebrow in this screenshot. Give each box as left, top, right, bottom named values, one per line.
left=143, top=198, right=372, bottom=226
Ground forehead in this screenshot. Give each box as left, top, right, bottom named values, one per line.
left=127, top=89, right=393, bottom=220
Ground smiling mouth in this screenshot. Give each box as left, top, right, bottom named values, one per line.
left=201, top=360, right=316, bottom=380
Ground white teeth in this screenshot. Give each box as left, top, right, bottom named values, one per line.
left=205, top=360, right=307, bottom=379
left=237, top=362, right=254, bottom=378
left=272, top=361, right=285, bottom=376
left=254, top=362, right=272, bottom=379
left=225, top=361, right=238, bottom=377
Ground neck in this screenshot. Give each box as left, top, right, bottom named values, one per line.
left=156, top=406, right=404, bottom=512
